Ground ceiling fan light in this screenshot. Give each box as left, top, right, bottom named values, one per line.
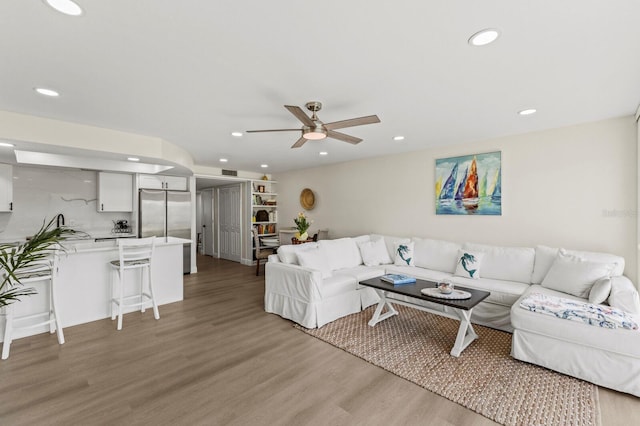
left=303, top=125, right=327, bottom=140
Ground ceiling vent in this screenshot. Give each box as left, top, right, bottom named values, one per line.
left=221, top=169, right=238, bottom=176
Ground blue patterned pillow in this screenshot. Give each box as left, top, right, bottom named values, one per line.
left=454, top=250, right=484, bottom=279
left=394, top=242, right=415, bottom=266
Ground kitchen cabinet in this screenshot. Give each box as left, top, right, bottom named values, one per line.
left=97, top=172, right=133, bottom=212
left=139, top=174, right=188, bottom=191
left=0, top=164, right=13, bottom=212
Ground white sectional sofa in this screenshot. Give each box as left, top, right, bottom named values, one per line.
left=264, top=234, right=640, bottom=397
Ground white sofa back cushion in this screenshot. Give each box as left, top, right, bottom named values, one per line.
left=532, top=245, right=625, bottom=284
left=412, top=238, right=461, bottom=273
left=541, top=250, right=613, bottom=298
left=277, top=242, right=320, bottom=265
left=463, top=243, right=535, bottom=283
left=296, top=246, right=332, bottom=278
left=319, top=238, right=362, bottom=270
left=370, top=234, right=410, bottom=262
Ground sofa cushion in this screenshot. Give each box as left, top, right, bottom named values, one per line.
left=319, top=238, right=362, bottom=270
left=463, top=243, right=535, bottom=283
left=370, top=234, right=410, bottom=262
left=358, top=238, right=392, bottom=266
left=393, top=241, right=415, bottom=266
left=589, top=277, right=612, bottom=305
left=412, top=238, right=461, bottom=273
left=318, top=274, right=358, bottom=299
left=532, top=245, right=625, bottom=284
left=296, top=246, right=332, bottom=278
left=454, top=249, right=484, bottom=279
left=334, top=265, right=386, bottom=283
left=385, top=265, right=453, bottom=283
left=449, top=276, right=529, bottom=307
left=277, top=242, right=320, bottom=265
left=541, top=250, right=613, bottom=298
left=512, top=285, right=640, bottom=358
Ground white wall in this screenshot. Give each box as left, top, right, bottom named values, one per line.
left=275, top=116, right=638, bottom=282
left=0, top=165, right=131, bottom=241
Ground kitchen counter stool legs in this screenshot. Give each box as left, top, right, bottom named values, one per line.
left=109, top=237, right=159, bottom=330
left=2, top=255, right=64, bottom=360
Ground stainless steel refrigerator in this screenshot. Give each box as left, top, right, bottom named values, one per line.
left=139, top=189, right=192, bottom=274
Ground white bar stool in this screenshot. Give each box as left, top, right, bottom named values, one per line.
left=2, top=253, right=64, bottom=360
left=109, top=237, right=159, bottom=330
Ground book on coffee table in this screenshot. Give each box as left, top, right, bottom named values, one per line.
left=379, top=274, right=416, bottom=286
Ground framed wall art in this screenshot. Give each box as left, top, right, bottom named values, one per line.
left=435, top=151, right=501, bottom=215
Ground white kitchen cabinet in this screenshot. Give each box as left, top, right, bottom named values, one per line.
left=0, top=164, right=13, bottom=212
left=97, top=172, right=133, bottom=212
left=139, top=174, right=188, bottom=191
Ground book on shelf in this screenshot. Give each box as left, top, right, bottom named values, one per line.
left=379, top=274, right=416, bottom=285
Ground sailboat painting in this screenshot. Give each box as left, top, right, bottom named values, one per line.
left=435, top=151, right=501, bottom=215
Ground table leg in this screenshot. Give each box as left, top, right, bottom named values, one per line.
left=368, top=290, right=398, bottom=326
left=450, top=308, right=478, bottom=357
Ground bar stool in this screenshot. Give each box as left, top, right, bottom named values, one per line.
left=2, top=253, right=63, bottom=360
left=109, top=237, right=159, bottom=330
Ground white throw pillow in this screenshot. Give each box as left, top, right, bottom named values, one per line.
left=454, top=250, right=484, bottom=279
left=393, top=241, right=415, bottom=266
left=277, top=242, right=319, bottom=264
left=541, top=250, right=612, bottom=298
left=296, top=247, right=332, bottom=278
left=358, top=239, right=392, bottom=266
left=589, top=277, right=612, bottom=304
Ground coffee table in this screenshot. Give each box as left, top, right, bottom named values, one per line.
left=360, top=277, right=490, bottom=357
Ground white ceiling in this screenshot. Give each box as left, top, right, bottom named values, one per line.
left=1, top=1, right=639, bottom=174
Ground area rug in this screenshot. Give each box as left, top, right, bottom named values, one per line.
left=295, top=305, right=600, bottom=426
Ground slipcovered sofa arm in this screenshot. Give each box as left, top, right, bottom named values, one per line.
left=609, top=275, right=640, bottom=314
left=267, top=254, right=280, bottom=263
left=265, top=262, right=324, bottom=302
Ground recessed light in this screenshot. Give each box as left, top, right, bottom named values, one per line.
left=231, top=132, right=243, bottom=137
left=0, top=142, right=15, bottom=147
left=127, top=157, right=140, bottom=162
left=518, top=109, right=537, bottom=116
left=260, top=164, right=268, bottom=168
left=393, top=136, right=405, bottom=141
left=219, top=158, right=228, bottom=163
left=468, top=29, right=500, bottom=46
left=83, top=180, right=92, bottom=183
left=319, top=151, right=328, bottom=156
left=44, top=0, right=83, bottom=16
left=34, top=87, right=60, bottom=97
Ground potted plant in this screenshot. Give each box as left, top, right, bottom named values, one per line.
left=293, top=212, right=312, bottom=241
left=0, top=217, right=77, bottom=307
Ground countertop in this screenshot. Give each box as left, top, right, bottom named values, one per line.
left=63, top=236, right=192, bottom=253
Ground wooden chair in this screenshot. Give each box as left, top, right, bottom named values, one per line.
left=254, top=228, right=271, bottom=276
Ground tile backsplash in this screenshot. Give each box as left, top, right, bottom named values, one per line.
left=0, top=165, right=132, bottom=241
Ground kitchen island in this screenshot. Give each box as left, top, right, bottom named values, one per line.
left=1, top=237, right=189, bottom=342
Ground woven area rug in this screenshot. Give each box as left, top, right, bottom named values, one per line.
left=295, top=305, right=600, bottom=426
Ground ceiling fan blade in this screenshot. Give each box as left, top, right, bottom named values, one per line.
left=285, top=105, right=315, bottom=127
left=291, top=137, right=307, bottom=148
left=246, top=129, right=301, bottom=133
left=327, top=130, right=362, bottom=144
left=324, top=115, right=380, bottom=130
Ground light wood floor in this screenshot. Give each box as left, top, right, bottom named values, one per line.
left=1, top=256, right=638, bottom=425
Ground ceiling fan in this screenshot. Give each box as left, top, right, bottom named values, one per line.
left=246, top=101, right=381, bottom=148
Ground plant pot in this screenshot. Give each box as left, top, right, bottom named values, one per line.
left=295, top=231, right=308, bottom=241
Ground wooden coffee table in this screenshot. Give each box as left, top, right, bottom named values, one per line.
left=360, top=277, right=490, bottom=357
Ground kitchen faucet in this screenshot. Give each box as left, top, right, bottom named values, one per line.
left=56, top=213, right=65, bottom=228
